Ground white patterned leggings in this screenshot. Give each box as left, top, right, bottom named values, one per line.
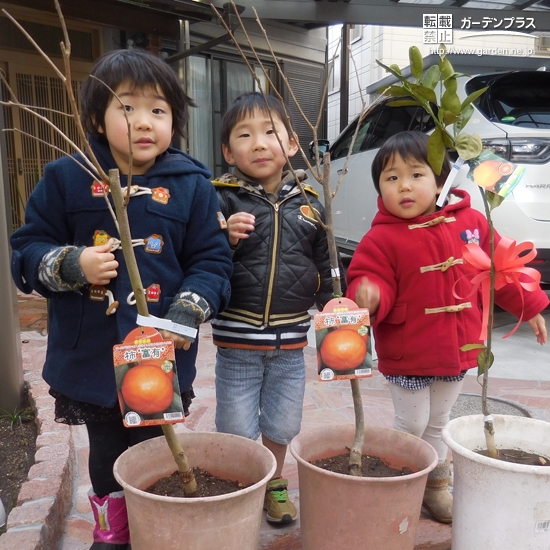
left=387, top=379, right=465, bottom=461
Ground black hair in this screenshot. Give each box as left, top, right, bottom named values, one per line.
left=80, top=49, right=195, bottom=142
left=220, top=92, right=292, bottom=146
left=371, top=131, right=451, bottom=194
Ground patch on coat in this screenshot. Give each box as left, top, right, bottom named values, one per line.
left=217, top=212, right=228, bottom=229
left=461, top=228, right=480, bottom=245
left=299, top=205, right=320, bottom=223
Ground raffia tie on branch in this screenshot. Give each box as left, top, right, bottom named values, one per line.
left=453, top=236, right=541, bottom=340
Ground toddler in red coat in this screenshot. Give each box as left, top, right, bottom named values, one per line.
left=346, top=131, right=548, bottom=524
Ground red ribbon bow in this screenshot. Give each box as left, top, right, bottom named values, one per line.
left=455, top=236, right=541, bottom=340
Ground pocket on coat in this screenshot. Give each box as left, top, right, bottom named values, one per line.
left=375, top=303, right=406, bottom=361
left=48, top=293, right=82, bottom=349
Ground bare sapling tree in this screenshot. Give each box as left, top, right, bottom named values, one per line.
left=213, top=1, right=390, bottom=476
left=1, top=0, right=198, bottom=495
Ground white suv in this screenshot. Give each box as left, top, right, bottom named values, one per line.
left=309, top=70, right=550, bottom=284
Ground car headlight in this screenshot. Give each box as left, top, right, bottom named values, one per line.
left=481, top=139, right=550, bottom=164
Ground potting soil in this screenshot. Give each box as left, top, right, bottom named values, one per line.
left=145, top=467, right=249, bottom=498
left=476, top=448, right=550, bottom=466
left=310, top=453, right=414, bottom=477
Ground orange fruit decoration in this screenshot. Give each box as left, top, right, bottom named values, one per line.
left=136, top=359, right=175, bottom=383
left=121, top=365, right=173, bottom=415
left=320, top=328, right=367, bottom=372
left=473, top=160, right=504, bottom=190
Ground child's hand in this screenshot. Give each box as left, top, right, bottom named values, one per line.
left=527, top=313, right=547, bottom=345
left=355, top=277, right=381, bottom=316
left=159, top=330, right=192, bottom=350
left=79, top=239, right=118, bottom=285
left=227, top=212, right=255, bottom=246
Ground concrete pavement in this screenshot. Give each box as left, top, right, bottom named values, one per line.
left=1, top=292, right=549, bottom=550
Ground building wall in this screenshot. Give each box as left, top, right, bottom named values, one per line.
left=190, top=19, right=326, bottom=65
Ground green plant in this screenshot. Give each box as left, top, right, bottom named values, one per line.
left=0, top=406, right=34, bottom=432
left=376, top=44, right=486, bottom=172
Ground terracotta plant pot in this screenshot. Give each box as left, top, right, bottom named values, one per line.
left=113, top=431, right=276, bottom=550
left=289, top=423, right=438, bottom=550
left=442, top=414, right=550, bottom=550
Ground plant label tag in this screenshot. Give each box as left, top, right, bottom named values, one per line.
left=315, top=297, right=372, bottom=382
left=113, top=326, right=186, bottom=428
left=466, top=150, right=525, bottom=199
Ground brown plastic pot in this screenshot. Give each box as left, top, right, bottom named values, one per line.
left=113, top=431, right=276, bottom=550
left=290, top=423, right=438, bottom=550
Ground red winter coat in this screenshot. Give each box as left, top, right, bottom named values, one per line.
left=346, top=189, right=549, bottom=377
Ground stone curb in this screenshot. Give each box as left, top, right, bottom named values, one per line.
left=0, top=337, right=74, bottom=550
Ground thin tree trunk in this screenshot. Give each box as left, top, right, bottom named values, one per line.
left=348, top=379, right=365, bottom=476
left=319, top=155, right=364, bottom=476
left=480, top=190, right=497, bottom=459
left=109, top=168, right=198, bottom=495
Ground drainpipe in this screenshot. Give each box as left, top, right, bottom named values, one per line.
left=0, top=93, right=24, bottom=411
left=178, top=19, right=191, bottom=153
left=340, top=24, right=350, bottom=133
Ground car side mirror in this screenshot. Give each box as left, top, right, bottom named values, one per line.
left=309, top=139, right=330, bottom=160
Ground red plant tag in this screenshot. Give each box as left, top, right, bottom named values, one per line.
left=315, top=297, right=372, bottom=381
left=113, top=326, right=186, bottom=427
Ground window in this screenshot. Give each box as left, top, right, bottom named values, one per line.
left=349, top=25, right=362, bottom=43
left=328, top=58, right=340, bottom=94
left=331, top=111, right=380, bottom=160
left=330, top=102, right=438, bottom=161
left=468, top=71, right=550, bottom=127
left=367, top=106, right=419, bottom=150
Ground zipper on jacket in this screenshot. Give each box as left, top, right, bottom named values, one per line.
left=263, top=201, right=279, bottom=325
left=261, top=187, right=307, bottom=327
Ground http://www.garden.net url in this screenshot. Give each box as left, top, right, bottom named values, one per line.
left=428, top=46, right=535, bottom=57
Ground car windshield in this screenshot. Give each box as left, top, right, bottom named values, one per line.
left=330, top=102, right=437, bottom=160
left=467, top=71, right=550, bottom=129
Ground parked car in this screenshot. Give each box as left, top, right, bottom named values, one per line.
left=308, top=70, right=550, bottom=284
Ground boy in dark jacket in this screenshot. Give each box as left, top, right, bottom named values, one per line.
left=212, top=92, right=343, bottom=524
left=10, top=49, right=233, bottom=549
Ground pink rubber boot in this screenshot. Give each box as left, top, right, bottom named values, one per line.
left=88, top=489, right=130, bottom=549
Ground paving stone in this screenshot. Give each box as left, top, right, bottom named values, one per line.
left=17, top=478, right=64, bottom=505
left=36, top=430, right=71, bottom=449
left=27, top=459, right=70, bottom=480
left=34, top=443, right=71, bottom=463
left=7, top=500, right=55, bottom=529
left=0, top=525, right=45, bottom=550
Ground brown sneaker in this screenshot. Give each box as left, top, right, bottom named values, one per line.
left=264, top=478, right=297, bottom=524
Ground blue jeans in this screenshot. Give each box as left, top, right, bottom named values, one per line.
left=215, top=347, right=306, bottom=445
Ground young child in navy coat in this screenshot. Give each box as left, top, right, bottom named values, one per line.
left=10, top=49, right=233, bottom=549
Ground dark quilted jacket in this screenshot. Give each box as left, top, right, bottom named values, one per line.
left=213, top=170, right=343, bottom=328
